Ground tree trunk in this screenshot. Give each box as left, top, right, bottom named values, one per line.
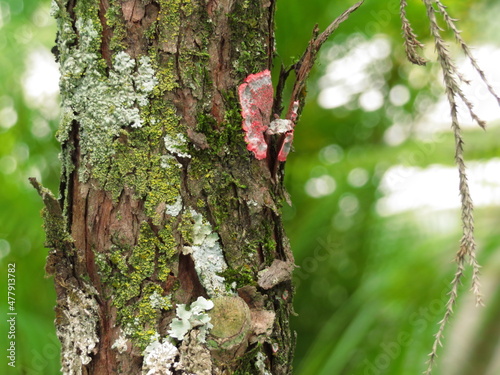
left=40, top=0, right=295, bottom=374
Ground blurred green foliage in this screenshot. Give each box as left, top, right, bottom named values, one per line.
left=276, top=1, right=500, bottom=374
left=0, top=0, right=61, bottom=374
left=1, top=0, right=499, bottom=374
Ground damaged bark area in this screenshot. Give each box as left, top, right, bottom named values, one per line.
left=44, top=0, right=297, bottom=374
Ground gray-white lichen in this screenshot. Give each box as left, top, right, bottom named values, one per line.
left=142, top=297, right=214, bottom=375
left=149, top=290, right=171, bottom=310
left=56, top=17, right=157, bottom=182
left=165, top=195, right=183, bottom=217
left=164, top=133, right=191, bottom=159
left=183, top=209, right=229, bottom=296
left=111, top=334, right=129, bottom=354
left=255, top=352, right=272, bottom=375
left=142, top=336, right=180, bottom=375
left=58, top=288, right=100, bottom=375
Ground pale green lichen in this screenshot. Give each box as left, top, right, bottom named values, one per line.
left=57, top=18, right=158, bottom=181
left=53, top=0, right=187, bottom=215
left=52, top=2, right=177, bottom=210
left=168, top=296, right=214, bottom=343
left=54, top=0, right=193, bottom=223
left=182, top=209, right=229, bottom=296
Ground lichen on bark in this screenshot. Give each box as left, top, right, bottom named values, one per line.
left=45, top=0, right=295, bottom=374
left=58, top=287, right=100, bottom=375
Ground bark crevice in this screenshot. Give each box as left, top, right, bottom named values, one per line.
left=47, top=0, right=296, bottom=373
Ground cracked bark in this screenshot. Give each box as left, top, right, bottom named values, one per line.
left=42, top=0, right=295, bottom=374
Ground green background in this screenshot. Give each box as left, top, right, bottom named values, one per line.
left=1, top=0, right=500, bottom=374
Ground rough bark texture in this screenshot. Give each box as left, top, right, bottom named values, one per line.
left=43, top=0, right=295, bottom=374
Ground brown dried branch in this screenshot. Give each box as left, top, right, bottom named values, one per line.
left=29, top=177, right=74, bottom=277
left=286, top=1, right=364, bottom=119
left=29, top=177, right=64, bottom=219
left=272, top=63, right=293, bottom=118
left=400, top=0, right=427, bottom=65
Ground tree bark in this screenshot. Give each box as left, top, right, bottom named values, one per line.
left=41, top=0, right=295, bottom=374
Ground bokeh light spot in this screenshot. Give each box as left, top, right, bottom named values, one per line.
left=0, top=105, right=18, bottom=129
left=305, top=175, right=336, bottom=198
left=359, top=89, right=384, bottom=112
left=339, top=193, right=359, bottom=216
left=0, top=239, right=11, bottom=259
left=389, top=84, right=410, bottom=106
left=0, top=155, right=17, bottom=174
left=319, top=144, right=343, bottom=165
left=348, top=168, right=369, bottom=187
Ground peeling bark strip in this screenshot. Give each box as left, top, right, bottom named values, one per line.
left=272, top=0, right=364, bottom=122
left=36, top=0, right=363, bottom=374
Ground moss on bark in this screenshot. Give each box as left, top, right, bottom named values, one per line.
left=45, top=0, right=295, bottom=374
